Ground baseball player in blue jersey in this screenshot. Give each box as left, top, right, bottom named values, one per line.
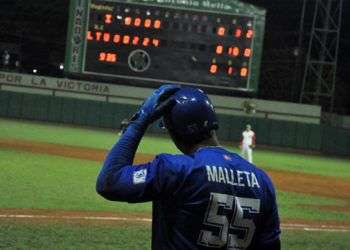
left=96, top=85, right=281, bottom=250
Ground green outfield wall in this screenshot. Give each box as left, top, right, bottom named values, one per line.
left=0, top=90, right=349, bottom=156
left=0, top=71, right=321, bottom=124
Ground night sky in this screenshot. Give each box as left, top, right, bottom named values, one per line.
left=0, top=0, right=349, bottom=114
left=246, top=0, right=350, bottom=115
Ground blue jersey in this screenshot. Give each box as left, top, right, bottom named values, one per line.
left=98, top=146, right=280, bottom=249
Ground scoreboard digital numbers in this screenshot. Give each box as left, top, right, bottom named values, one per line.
left=65, top=0, right=265, bottom=92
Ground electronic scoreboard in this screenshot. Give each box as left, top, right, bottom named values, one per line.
left=65, top=0, right=265, bottom=92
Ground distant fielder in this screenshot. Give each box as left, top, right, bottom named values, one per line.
left=96, top=85, right=280, bottom=249
left=241, top=124, right=256, bottom=163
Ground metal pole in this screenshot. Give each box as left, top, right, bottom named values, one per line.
left=314, top=0, right=332, bottom=105
left=293, top=0, right=307, bottom=102
left=330, top=0, right=343, bottom=112
left=300, top=0, right=319, bottom=103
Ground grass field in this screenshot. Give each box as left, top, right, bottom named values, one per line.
left=1, top=220, right=349, bottom=250
left=0, top=118, right=350, bottom=249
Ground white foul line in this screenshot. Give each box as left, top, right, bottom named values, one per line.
left=0, top=214, right=152, bottom=222
left=281, top=223, right=350, bottom=232
left=1, top=214, right=349, bottom=232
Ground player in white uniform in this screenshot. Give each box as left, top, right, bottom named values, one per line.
left=241, top=124, right=256, bottom=163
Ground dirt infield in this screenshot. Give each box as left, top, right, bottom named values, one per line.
left=1, top=138, right=350, bottom=221
left=0, top=138, right=153, bottom=164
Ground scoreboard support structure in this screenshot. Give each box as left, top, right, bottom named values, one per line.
left=65, top=0, right=265, bottom=94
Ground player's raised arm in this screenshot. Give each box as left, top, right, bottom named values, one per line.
left=96, top=84, right=180, bottom=201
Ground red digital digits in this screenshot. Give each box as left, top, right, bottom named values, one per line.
left=152, top=39, right=160, bottom=47
left=106, top=53, right=117, bottom=62
left=142, top=37, right=150, bottom=46
left=99, top=52, right=117, bottom=63
left=227, top=67, right=235, bottom=75
left=210, top=24, right=253, bottom=77
left=113, top=34, right=121, bottom=43
left=217, top=27, right=226, bottom=36
left=134, top=17, right=142, bottom=27
left=244, top=48, right=252, bottom=57
left=228, top=46, right=240, bottom=57
left=105, top=14, right=112, bottom=24
left=154, top=20, right=161, bottom=29
left=124, top=17, right=132, bottom=26
left=103, top=33, right=110, bottom=42
left=246, top=30, right=254, bottom=39
left=240, top=67, right=248, bottom=77
left=88, top=30, right=160, bottom=51
left=121, top=17, right=161, bottom=29
left=235, top=28, right=242, bottom=38
left=144, top=19, right=152, bottom=28
left=87, top=31, right=93, bottom=40
left=123, top=35, right=130, bottom=44
left=210, top=64, right=218, bottom=74
left=90, top=13, right=253, bottom=78
left=215, top=45, right=224, bottom=55
left=95, top=32, right=102, bottom=41
left=132, top=36, right=140, bottom=45
left=100, top=15, right=162, bottom=29
left=99, top=52, right=106, bottom=61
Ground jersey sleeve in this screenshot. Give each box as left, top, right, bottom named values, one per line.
left=96, top=154, right=182, bottom=203
left=256, top=173, right=281, bottom=246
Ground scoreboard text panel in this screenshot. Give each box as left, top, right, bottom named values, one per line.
left=66, top=0, right=265, bottom=92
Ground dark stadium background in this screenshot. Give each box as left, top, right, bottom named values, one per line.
left=0, top=0, right=349, bottom=114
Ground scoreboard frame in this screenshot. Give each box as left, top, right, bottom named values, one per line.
left=65, top=0, right=266, bottom=93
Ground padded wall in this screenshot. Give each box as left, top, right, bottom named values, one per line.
left=0, top=91, right=348, bottom=156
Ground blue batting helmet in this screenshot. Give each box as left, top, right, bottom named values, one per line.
left=163, top=87, right=219, bottom=144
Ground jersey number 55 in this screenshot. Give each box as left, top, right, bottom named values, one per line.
left=197, top=192, right=260, bottom=249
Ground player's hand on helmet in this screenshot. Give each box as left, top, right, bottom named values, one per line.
left=132, top=84, right=181, bottom=125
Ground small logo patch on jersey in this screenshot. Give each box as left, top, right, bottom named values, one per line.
left=133, top=169, right=147, bottom=184
left=223, top=154, right=232, bottom=161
